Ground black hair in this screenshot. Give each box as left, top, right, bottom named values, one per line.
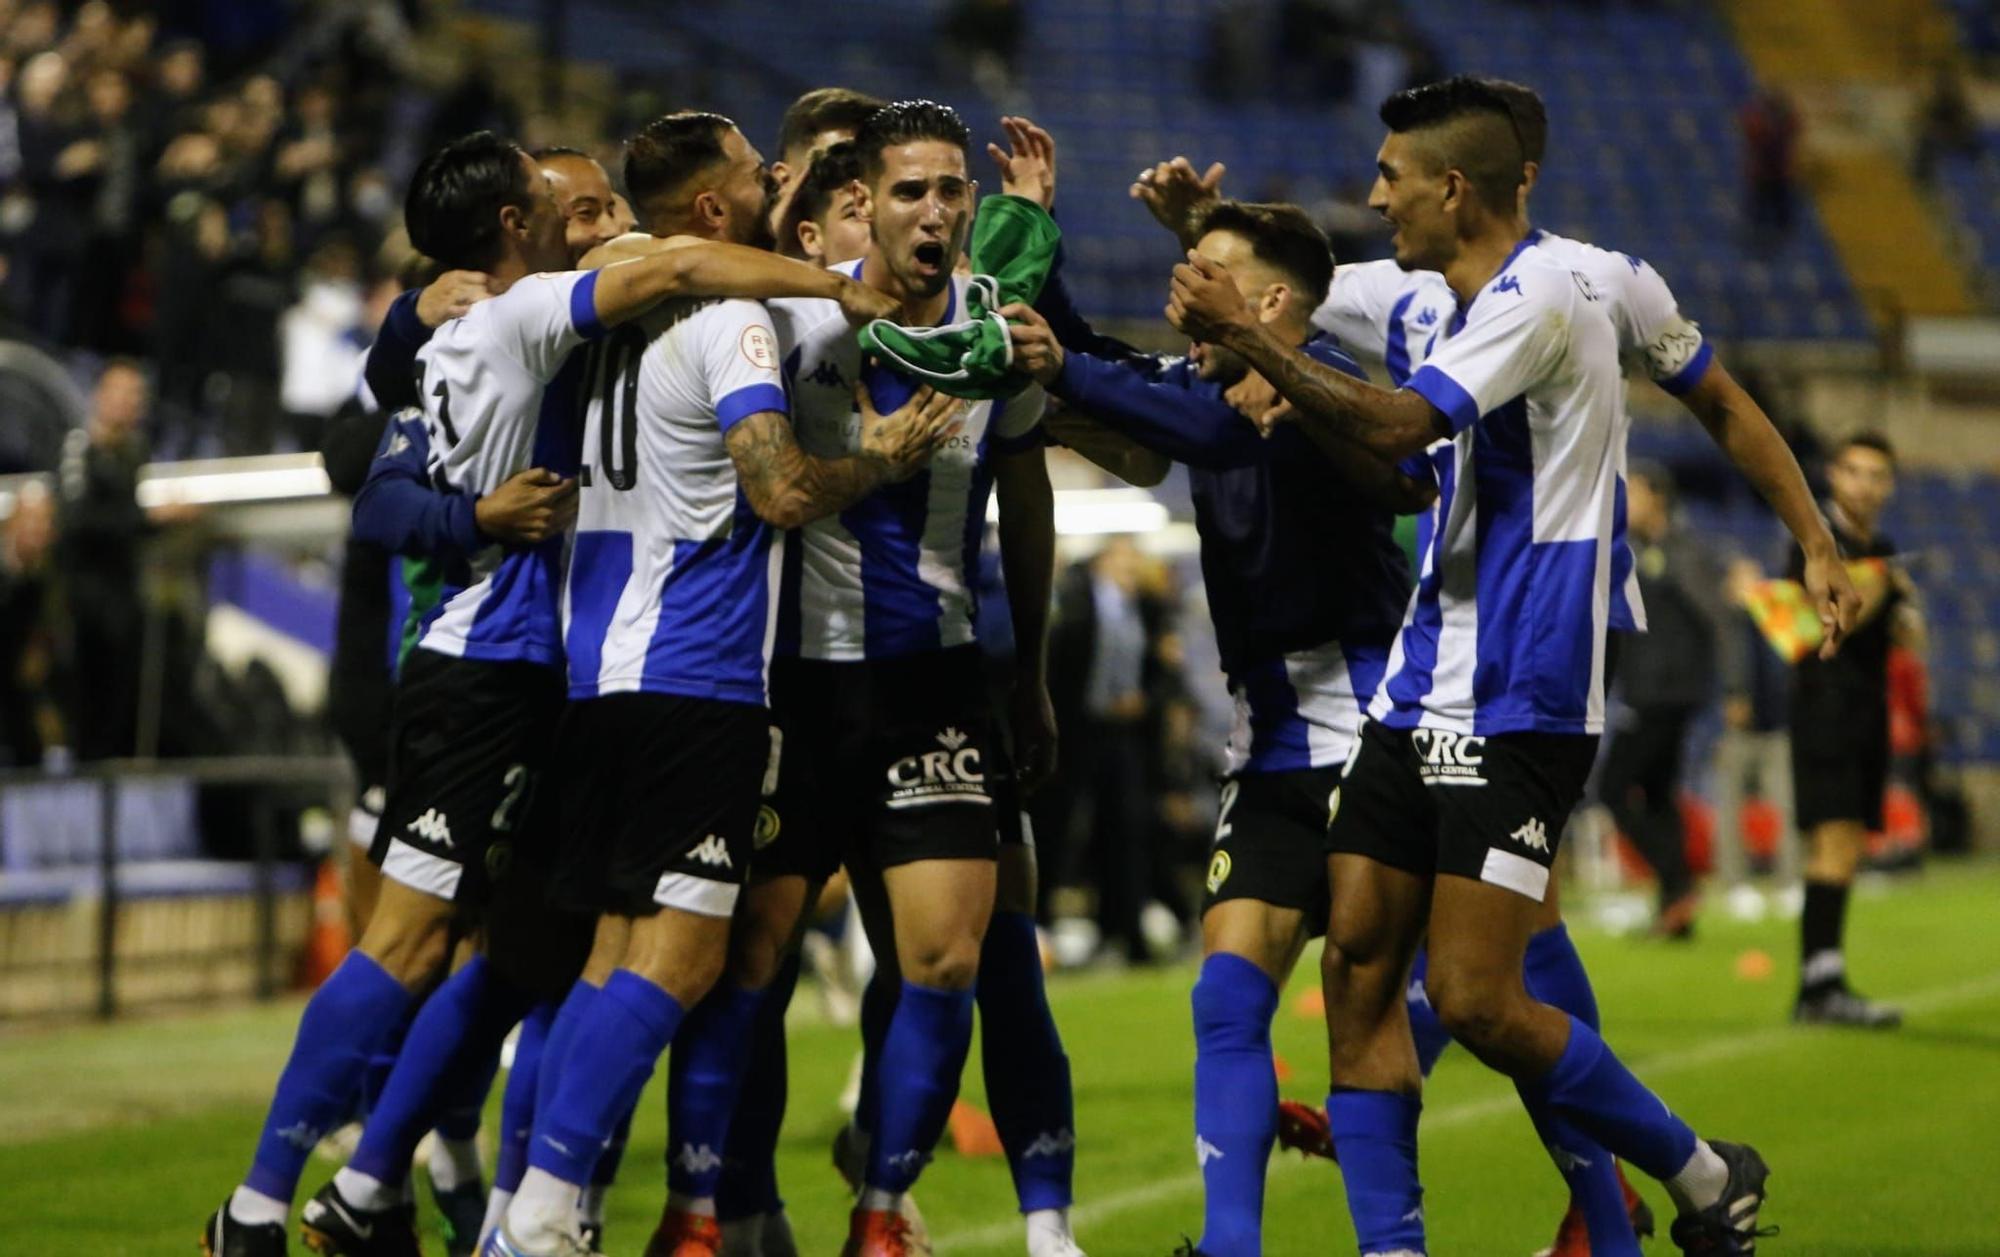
left=777, top=87, right=887, bottom=162
left=852, top=99, right=970, bottom=181
left=1193, top=200, right=1337, bottom=309
left=1476, top=77, right=1548, bottom=165
left=791, top=140, right=865, bottom=228
left=529, top=144, right=594, bottom=163
left=1839, top=431, right=1897, bottom=466
left=404, top=130, right=535, bottom=272
left=623, top=111, right=735, bottom=211
left=1378, top=75, right=1539, bottom=208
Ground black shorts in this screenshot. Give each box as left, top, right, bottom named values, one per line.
left=372, top=650, right=565, bottom=906
left=552, top=692, right=773, bottom=919
left=1201, top=766, right=1343, bottom=930
left=1791, top=698, right=1890, bottom=830
left=757, top=646, right=1002, bottom=884
left=1324, top=721, right=1598, bottom=903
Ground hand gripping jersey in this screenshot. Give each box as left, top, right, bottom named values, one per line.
left=1362, top=240, right=1628, bottom=736
left=1316, top=229, right=1716, bottom=636
left=562, top=297, right=791, bottom=706
left=768, top=261, right=1046, bottom=662
left=409, top=270, right=604, bottom=668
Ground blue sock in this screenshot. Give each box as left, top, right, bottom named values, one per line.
left=855, top=966, right=899, bottom=1140
left=595, top=1108, right=632, bottom=1188
left=349, top=956, right=532, bottom=1186
left=535, top=979, right=600, bottom=1128
left=245, top=952, right=411, bottom=1202
left=1521, top=925, right=1635, bottom=1254
left=433, top=1035, right=503, bottom=1146
left=1326, top=1090, right=1425, bottom=1255
left=865, top=981, right=975, bottom=1193
left=979, top=911, right=1075, bottom=1215
left=496, top=1002, right=555, bottom=1195
left=666, top=983, right=766, bottom=1200
left=527, top=971, right=687, bottom=1187
left=1405, top=949, right=1452, bottom=1078
left=717, top=952, right=798, bottom=1222
left=356, top=1000, right=421, bottom=1123
left=1523, top=1016, right=1696, bottom=1183
left=1190, top=952, right=1280, bottom=1257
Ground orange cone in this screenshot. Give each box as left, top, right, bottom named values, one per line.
left=298, top=859, right=353, bottom=988
left=1272, top=1052, right=1295, bottom=1083
left=1292, top=987, right=1325, bottom=1018
left=948, top=1099, right=1005, bottom=1157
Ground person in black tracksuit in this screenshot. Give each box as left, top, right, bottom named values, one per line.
left=1788, top=432, right=1916, bottom=1027
left=1598, top=462, right=1740, bottom=938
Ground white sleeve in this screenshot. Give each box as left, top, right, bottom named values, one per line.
left=485, top=270, right=608, bottom=382
left=696, top=300, right=789, bottom=432
left=1312, top=260, right=1405, bottom=361
left=1618, top=258, right=1711, bottom=395
left=1404, top=269, right=1573, bottom=434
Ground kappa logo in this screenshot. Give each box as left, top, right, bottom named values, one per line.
left=688, top=834, right=733, bottom=868
left=1546, top=1141, right=1593, bottom=1174
left=1021, top=1129, right=1076, bottom=1159
left=383, top=430, right=412, bottom=458
left=275, top=1120, right=322, bottom=1151
left=885, top=1147, right=930, bottom=1174
left=1195, top=1135, right=1226, bottom=1167
left=1206, top=850, right=1232, bottom=894
left=1412, top=730, right=1487, bottom=786
left=1491, top=274, right=1524, bottom=297
left=1414, top=305, right=1438, bottom=328
left=805, top=358, right=846, bottom=389
left=673, top=1143, right=725, bottom=1175
left=1511, top=817, right=1550, bottom=853
left=885, top=729, right=987, bottom=808
left=406, top=808, right=453, bottom=847
left=1406, top=977, right=1431, bottom=1009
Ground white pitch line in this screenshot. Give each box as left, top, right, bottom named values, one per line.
left=934, top=969, right=2000, bottom=1253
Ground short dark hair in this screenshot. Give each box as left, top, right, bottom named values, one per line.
left=1378, top=75, right=1537, bottom=209
left=1477, top=77, right=1547, bottom=165
left=405, top=130, right=535, bottom=271
left=790, top=140, right=865, bottom=228
left=777, top=87, right=887, bottom=162
left=624, top=112, right=736, bottom=211
left=852, top=99, right=970, bottom=181
left=1192, top=200, right=1336, bottom=308
left=529, top=144, right=594, bottom=164
left=1838, top=431, right=1897, bottom=466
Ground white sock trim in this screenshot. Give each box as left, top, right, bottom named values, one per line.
left=228, top=1185, right=289, bottom=1228
left=1665, top=1138, right=1730, bottom=1213
left=427, top=1134, right=483, bottom=1192
left=332, top=1166, right=394, bottom=1212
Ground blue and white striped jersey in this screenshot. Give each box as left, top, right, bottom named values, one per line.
left=1316, top=230, right=1714, bottom=637
left=563, top=297, right=789, bottom=706
left=1353, top=240, right=1627, bottom=736
left=410, top=270, right=603, bottom=668
left=768, top=262, right=1046, bottom=662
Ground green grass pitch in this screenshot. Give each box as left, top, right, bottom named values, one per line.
left=3, top=861, right=1997, bottom=1255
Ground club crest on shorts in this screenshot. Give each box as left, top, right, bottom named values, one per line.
left=884, top=727, right=989, bottom=809
left=1206, top=849, right=1232, bottom=894
left=753, top=805, right=781, bottom=849
left=1412, top=729, right=1487, bottom=786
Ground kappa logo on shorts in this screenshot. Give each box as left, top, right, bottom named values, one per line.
left=406, top=808, right=453, bottom=847
left=1206, top=849, right=1232, bottom=894
left=688, top=834, right=733, bottom=868
left=885, top=728, right=989, bottom=809
left=1510, top=817, right=1551, bottom=853
left=753, top=805, right=781, bottom=850
left=1412, top=730, right=1487, bottom=787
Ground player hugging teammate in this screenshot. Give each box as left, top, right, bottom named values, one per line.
left=204, top=75, right=1850, bottom=1257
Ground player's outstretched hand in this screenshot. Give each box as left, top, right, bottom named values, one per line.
left=1010, top=677, right=1059, bottom=795
left=998, top=303, right=1064, bottom=386
left=837, top=278, right=903, bottom=329
left=416, top=270, right=496, bottom=328
left=988, top=116, right=1057, bottom=211
left=476, top=467, right=577, bottom=545
left=1167, top=250, right=1251, bottom=344
left=1131, top=156, right=1225, bottom=245
left=857, top=379, right=965, bottom=479
left=1804, top=549, right=1862, bottom=659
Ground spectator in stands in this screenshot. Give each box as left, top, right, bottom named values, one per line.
left=1913, top=59, right=1979, bottom=182
left=76, top=66, right=144, bottom=352
left=11, top=49, right=93, bottom=343
left=278, top=234, right=369, bottom=437
left=55, top=359, right=200, bottom=761
left=1740, top=86, right=1801, bottom=245
left=0, top=480, right=61, bottom=767
left=1599, top=462, right=1741, bottom=938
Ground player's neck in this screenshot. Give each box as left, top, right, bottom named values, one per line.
left=1442, top=217, right=1533, bottom=305
left=859, top=251, right=951, bottom=326
left=485, top=254, right=534, bottom=296
left=1829, top=498, right=1876, bottom=542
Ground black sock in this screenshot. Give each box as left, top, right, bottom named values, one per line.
left=1800, top=878, right=1851, bottom=996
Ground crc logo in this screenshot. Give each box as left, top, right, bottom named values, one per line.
left=1412, top=729, right=1487, bottom=786
left=885, top=727, right=989, bottom=809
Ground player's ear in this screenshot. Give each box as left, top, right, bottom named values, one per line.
left=849, top=179, right=874, bottom=222
left=797, top=218, right=824, bottom=261
left=497, top=201, right=529, bottom=243
left=1259, top=281, right=1291, bottom=322
left=692, top=188, right=726, bottom=232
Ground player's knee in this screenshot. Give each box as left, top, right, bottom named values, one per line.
left=356, top=891, right=454, bottom=987
left=1425, top=964, right=1518, bottom=1054
left=900, top=933, right=981, bottom=990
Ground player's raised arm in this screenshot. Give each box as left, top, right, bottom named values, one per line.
left=1676, top=358, right=1859, bottom=656
left=1131, top=156, right=1227, bottom=249
left=725, top=383, right=961, bottom=530
left=581, top=236, right=899, bottom=329
left=1172, top=251, right=1447, bottom=459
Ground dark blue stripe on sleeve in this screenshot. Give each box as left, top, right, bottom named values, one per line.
left=1407, top=364, right=1481, bottom=434
left=1657, top=340, right=1714, bottom=397
left=716, top=382, right=788, bottom=431
left=569, top=270, right=606, bottom=340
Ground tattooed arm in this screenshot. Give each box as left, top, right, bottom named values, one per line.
left=724, top=384, right=963, bottom=529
